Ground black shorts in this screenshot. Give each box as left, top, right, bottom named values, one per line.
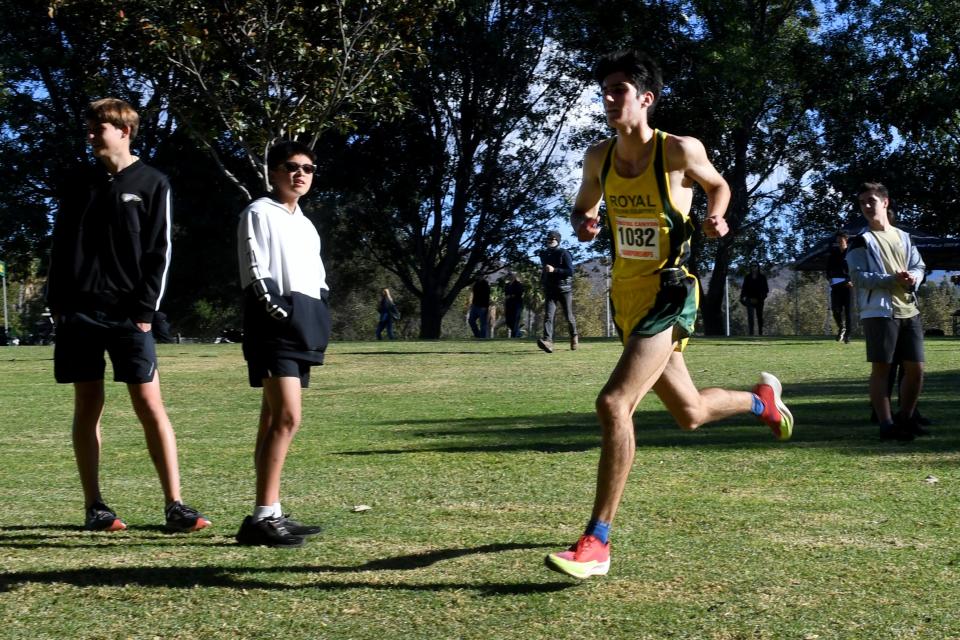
left=54, top=311, right=158, bottom=384
left=862, top=315, right=925, bottom=364
left=247, top=356, right=314, bottom=388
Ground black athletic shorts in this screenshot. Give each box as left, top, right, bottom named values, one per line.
left=54, top=310, right=159, bottom=384
left=862, top=315, right=925, bottom=364
left=247, top=356, right=314, bottom=388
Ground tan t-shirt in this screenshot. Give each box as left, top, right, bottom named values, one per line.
left=869, top=228, right=918, bottom=318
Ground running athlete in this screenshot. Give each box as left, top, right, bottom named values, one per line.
left=235, top=141, right=330, bottom=547
left=47, top=98, right=210, bottom=533
left=545, top=51, right=793, bottom=579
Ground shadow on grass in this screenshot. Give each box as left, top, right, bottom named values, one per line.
left=335, top=349, right=533, bottom=356
left=0, top=542, right=575, bottom=595
left=0, top=525, right=229, bottom=550
left=334, top=370, right=960, bottom=456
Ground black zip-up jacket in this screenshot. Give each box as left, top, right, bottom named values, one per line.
left=825, top=246, right=850, bottom=284
left=539, top=246, right=574, bottom=293
left=48, top=160, right=172, bottom=322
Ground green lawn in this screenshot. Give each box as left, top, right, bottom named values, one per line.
left=1, top=337, right=958, bottom=639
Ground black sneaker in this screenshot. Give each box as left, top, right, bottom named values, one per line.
left=879, top=422, right=914, bottom=442
left=278, top=514, right=322, bottom=536
left=165, top=501, right=211, bottom=532
left=896, top=412, right=930, bottom=437
left=235, top=516, right=305, bottom=547
left=836, top=328, right=845, bottom=342
left=537, top=338, right=554, bottom=353
left=85, top=501, right=127, bottom=532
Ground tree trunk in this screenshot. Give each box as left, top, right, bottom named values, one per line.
left=702, top=125, right=749, bottom=335
left=702, top=242, right=731, bottom=335
left=418, top=286, right=449, bottom=339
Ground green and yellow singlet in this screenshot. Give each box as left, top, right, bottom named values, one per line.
left=600, top=129, right=699, bottom=348
left=601, top=129, right=694, bottom=281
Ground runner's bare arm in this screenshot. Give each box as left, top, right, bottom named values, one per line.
left=570, top=141, right=608, bottom=241
left=670, top=136, right=730, bottom=238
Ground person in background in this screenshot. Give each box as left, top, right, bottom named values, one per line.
left=826, top=231, right=853, bottom=343
left=739, top=262, right=769, bottom=336
left=504, top=273, right=525, bottom=338
left=468, top=277, right=491, bottom=338
left=537, top=230, right=578, bottom=352
left=376, top=288, right=398, bottom=340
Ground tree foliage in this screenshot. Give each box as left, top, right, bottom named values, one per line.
left=49, top=0, right=449, bottom=198
left=314, top=0, right=587, bottom=337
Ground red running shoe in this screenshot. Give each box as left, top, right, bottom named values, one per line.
left=545, top=534, right=610, bottom=579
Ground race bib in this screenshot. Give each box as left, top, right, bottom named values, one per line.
left=615, top=217, right=660, bottom=260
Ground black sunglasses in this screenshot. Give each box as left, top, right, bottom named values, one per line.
left=282, top=161, right=317, bottom=175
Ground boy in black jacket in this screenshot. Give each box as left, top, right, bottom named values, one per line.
left=47, top=98, right=209, bottom=533
left=537, top=230, right=579, bottom=352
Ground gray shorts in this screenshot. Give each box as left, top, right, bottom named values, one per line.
left=862, top=315, right=925, bottom=364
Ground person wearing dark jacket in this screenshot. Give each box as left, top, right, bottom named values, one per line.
left=47, top=98, right=209, bottom=534
left=503, top=273, right=525, bottom=338
left=537, top=230, right=579, bottom=352
left=468, top=278, right=491, bottom=338
left=826, top=231, right=853, bottom=343
left=236, top=140, right=330, bottom=547
left=740, top=262, right=769, bottom=336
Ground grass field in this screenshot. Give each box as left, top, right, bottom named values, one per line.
left=1, top=336, right=959, bottom=639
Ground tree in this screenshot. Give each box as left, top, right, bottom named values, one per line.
left=314, top=0, right=588, bottom=337
left=806, top=0, right=960, bottom=237
left=0, top=0, right=168, bottom=299
left=49, top=0, right=450, bottom=199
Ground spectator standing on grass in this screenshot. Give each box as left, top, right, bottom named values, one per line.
left=376, top=288, right=399, bottom=340
left=504, top=272, right=525, bottom=338
left=846, top=182, right=926, bottom=442
left=826, top=231, right=853, bottom=343
left=739, top=262, right=769, bottom=336
left=468, top=277, right=491, bottom=338
left=46, top=98, right=210, bottom=533
left=236, top=140, right=331, bottom=547
left=537, top=230, right=579, bottom=352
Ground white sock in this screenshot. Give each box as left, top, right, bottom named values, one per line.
left=252, top=505, right=274, bottom=521
left=272, top=502, right=283, bottom=518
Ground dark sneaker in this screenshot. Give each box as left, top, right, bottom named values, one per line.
left=836, top=328, right=845, bottom=342
left=879, top=422, right=914, bottom=442
left=165, top=501, right=211, bottom=532
left=278, top=514, right=322, bottom=536
left=896, top=412, right=929, bottom=437
left=85, top=501, right=127, bottom=532
left=537, top=338, right=554, bottom=353
left=570, top=334, right=579, bottom=350
left=236, top=516, right=305, bottom=548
